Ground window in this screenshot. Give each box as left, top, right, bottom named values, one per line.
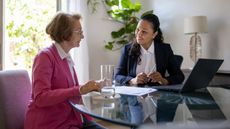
left=3, top=0, right=56, bottom=73
left=1, top=0, right=88, bottom=84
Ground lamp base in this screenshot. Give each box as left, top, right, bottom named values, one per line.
left=190, top=34, right=202, bottom=63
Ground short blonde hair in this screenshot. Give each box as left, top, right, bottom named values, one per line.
left=46, top=12, right=81, bottom=43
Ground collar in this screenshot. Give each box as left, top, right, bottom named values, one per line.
left=140, top=41, right=155, bottom=54
left=54, top=43, right=69, bottom=60
left=54, top=43, right=75, bottom=65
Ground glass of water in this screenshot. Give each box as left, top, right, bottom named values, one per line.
left=100, top=65, right=115, bottom=98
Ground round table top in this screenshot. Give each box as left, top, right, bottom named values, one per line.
left=69, top=87, right=230, bottom=127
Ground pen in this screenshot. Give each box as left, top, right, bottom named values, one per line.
left=148, top=65, right=162, bottom=84
left=150, top=97, right=157, bottom=107
left=150, top=65, right=156, bottom=73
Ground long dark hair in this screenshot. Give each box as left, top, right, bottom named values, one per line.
left=129, top=14, right=164, bottom=64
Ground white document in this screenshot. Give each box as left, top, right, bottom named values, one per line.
left=114, top=86, right=157, bottom=96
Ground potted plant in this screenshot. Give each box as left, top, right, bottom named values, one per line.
left=88, top=0, right=153, bottom=50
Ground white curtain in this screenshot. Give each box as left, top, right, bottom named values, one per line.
left=62, top=0, right=89, bottom=84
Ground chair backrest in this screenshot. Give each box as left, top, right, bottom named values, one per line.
left=0, top=70, right=31, bottom=129
left=174, top=55, right=183, bottom=68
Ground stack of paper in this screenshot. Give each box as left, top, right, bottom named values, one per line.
left=114, top=86, right=157, bottom=96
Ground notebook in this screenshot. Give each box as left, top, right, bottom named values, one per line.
left=150, top=59, right=224, bottom=93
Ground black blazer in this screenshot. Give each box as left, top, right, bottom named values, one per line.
left=115, top=42, right=185, bottom=85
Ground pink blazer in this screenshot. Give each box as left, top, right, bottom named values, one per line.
left=24, top=44, right=89, bottom=129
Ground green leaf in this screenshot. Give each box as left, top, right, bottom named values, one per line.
left=117, top=39, right=128, bottom=45
left=132, top=2, right=141, bottom=12
left=105, top=42, right=114, bottom=50
left=111, top=28, right=125, bottom=38
left=126, top=22, right=137, bottom=33
left=105, top=0, right=119, bottom=6
left=121, top=0, right=132, bottom=8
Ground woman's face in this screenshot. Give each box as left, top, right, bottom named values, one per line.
left=69, top=20, right=84, bottom=48
left=135, top=20, right=157, bottom=48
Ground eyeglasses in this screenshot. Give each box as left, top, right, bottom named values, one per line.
left=73, top=30, right=83, bottom=35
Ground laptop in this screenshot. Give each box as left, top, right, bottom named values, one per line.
left=150, top=59, right=224, bottom=93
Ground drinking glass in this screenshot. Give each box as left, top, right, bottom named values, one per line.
left=100, top=64, right=115, bottom=86
left=100, top=65, right=115, bottom=98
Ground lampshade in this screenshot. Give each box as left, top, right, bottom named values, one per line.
left=184, top=16, right=208, bottom=34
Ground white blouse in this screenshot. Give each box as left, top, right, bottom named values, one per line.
left=136, top=41, right=156, bottom=75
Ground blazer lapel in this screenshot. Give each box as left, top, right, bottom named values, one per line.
left=154, top=42, right=163, bottom=72
left=50, top=44, right=74, bottom=87
left=129, top=55, right=138, bottom=77
left=62, top=59, right=74, bottom=87
left=73, top=68, right=79, bottom=86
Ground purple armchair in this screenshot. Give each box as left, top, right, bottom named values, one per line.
left=0, top=70, right=31, bottom=129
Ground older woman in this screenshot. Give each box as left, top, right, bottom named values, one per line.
left=24, top=12, right=105, bottom=129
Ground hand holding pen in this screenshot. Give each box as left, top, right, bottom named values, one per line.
left=129, top=72, right=148, bottom=85
left=147, top=65, right=169, bottom=85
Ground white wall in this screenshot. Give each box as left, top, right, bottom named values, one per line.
left=85, top=0, right=230, bottom=80
left=154, top=0, right=230, bottom=70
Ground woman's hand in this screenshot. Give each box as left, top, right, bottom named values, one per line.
left=80, top=81, right=101, bottom=95
left=97, top=79, right=112, bottom=88
left=129, top=72, right=148, bottom=85
left=147, top=72, right=169, bottom=85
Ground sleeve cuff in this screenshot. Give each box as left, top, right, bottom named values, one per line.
left=123, top=76, right=133, bottom=85
left=68, top=87, right=81, bottom=98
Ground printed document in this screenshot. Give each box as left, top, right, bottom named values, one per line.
left=114, top=86, right=157, bottom=96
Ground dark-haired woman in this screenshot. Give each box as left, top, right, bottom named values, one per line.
left=115, top=14, right=184, bottom=86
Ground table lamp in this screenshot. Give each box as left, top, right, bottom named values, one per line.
left=184, top=16, right=208, bottom=63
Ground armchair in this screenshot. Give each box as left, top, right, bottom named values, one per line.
left=0, top=70, right=31, bottom=129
